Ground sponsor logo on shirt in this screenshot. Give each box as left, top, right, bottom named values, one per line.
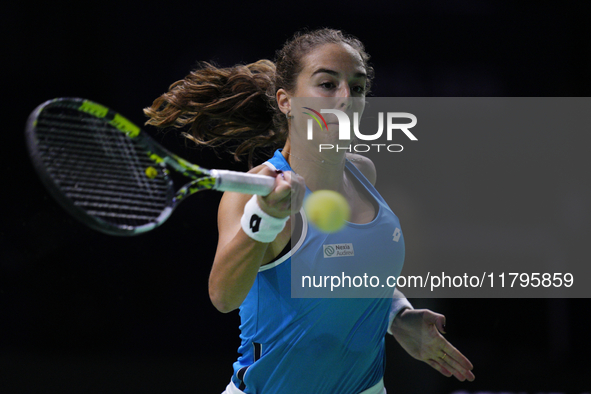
left=393, top=227, right=401, bottom=242
left=323, top=243, right=354, bottom=258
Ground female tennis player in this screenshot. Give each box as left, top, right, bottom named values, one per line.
left=145, top=28, right=474, bottom=394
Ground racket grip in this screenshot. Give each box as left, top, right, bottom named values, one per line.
left=211, top=170, right=275, bottom=196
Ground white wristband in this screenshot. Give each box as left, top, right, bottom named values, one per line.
left=387, top=289, right=414, bottom=335
left=241, top=195, right=289, bottom=243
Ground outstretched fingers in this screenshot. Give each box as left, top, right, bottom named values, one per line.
left=436, top=344, right=475, bottom=381
left=426, top=358, right=453, bottom=378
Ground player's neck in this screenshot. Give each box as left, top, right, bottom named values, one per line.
left=282, top=142, right=347, bottom=193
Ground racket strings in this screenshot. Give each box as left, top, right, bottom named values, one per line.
left=50, top=158, right=164, bottom=184
left=62, top=187, right=167, bottom=207
left=35, top=107, right=171, bottom=228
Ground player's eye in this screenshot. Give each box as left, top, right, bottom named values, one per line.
left=352, top=85, right=366, bottom=94
left=320, top=82, right=336, bottom=90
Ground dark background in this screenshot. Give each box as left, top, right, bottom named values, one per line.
left=2, top=1, right=590, bottom=393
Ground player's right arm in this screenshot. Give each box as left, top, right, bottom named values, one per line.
left=209, top=166, right=304, bottom=313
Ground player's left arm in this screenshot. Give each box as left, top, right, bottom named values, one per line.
left=350, top=153, right=475, bottom=382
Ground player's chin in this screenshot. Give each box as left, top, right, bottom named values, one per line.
left=318, top=129, right=353, bottom=145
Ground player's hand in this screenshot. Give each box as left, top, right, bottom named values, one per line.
left=256, top=167, right=305, bottom=219
left=390, top=309, right=475, bottom=382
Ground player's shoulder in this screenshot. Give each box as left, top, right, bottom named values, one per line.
left=346, top=153, right=376, bottom=186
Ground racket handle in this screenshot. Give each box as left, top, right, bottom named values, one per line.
left=211, top=170, right=275, bottom=196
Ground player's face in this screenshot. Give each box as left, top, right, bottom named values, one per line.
left=293, top=43, right=368, bottom=99
left=288, top=43, right=367, bottom=148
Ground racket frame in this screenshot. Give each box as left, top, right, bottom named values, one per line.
left=25, top=97, right=274, bottom=235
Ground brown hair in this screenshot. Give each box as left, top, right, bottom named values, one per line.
left=143, top=28, right=374, bottom=167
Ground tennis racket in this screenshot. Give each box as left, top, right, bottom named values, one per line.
left=25, top=97, right=276, bottom=236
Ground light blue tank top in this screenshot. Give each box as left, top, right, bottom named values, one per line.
left=231, top=150, right=405, bottom=393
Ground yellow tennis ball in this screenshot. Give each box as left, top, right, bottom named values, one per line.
left=304, top=190, right=350, bottom=233
left=145, top=166, right=158, bottom=179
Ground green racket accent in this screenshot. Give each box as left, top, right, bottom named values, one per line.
left=110, top=113, right=140, bottom=138
left=149, top=153, right=165, bottom=164
left=79, top=100, right=109, bottom=118
left=147, top=152, right=209, bottom=181
left=174, top=176, right=218, bottom=202
left=173, top=156, right=211, bottom=177
left=79, top=100, right=139, bottom=137
left=145, top=166, right=159, bottom=179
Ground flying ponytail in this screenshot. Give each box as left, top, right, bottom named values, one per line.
left=144, top=28, right=373, bottom=168
left=144, top=60, right=285, bottom=167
